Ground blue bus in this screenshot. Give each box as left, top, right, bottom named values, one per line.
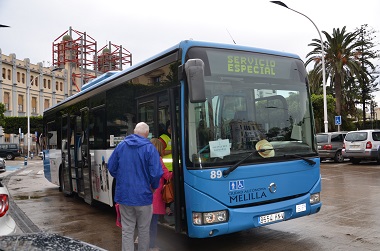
left=43, top=40, right=322, bottom=238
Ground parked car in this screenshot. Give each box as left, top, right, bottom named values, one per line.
left=0, top=157, right=5, bottom=172
left=316, top=131, right=347, bottom=163
left=0, top=143, right=21, bottom=160
left=0, top=178, right=17, bottom=235
left=342, top=129, right=380, bottom=164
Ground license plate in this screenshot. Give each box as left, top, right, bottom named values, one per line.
left=350, top=145, right=360, bottom=149
left=318, top=146, right=321, bottom=149
left=259, top=212, right=284, bottom=224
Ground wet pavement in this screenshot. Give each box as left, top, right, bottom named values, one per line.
left=1, top=158, right=380, bottom=251
left=0, top=233, right=105, bottom=250
left=0, top=159, right=114, bottom=250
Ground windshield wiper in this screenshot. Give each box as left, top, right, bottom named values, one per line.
left=223, top=148, right=274, bottom=177
left=283, top=154, right=316, bottom=165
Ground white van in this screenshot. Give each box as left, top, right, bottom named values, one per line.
left=342, top=129, right=380, bottom=164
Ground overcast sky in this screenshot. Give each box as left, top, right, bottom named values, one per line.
left=1, top=0, right=379, bottom=102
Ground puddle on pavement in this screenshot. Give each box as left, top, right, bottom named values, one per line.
left=13, top=195, right=43, bottom=200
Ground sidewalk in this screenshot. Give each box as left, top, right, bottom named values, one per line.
left=1, top=158, right=51, bottom=234
left=0, top=158, right=106, bottom=250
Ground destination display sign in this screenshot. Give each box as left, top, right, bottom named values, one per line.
left=206, top=50, right=294, bottom=79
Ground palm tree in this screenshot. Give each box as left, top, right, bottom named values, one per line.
left=307, top=69, right=322, bottom=95
left=306, top=26, right=365, bottom=117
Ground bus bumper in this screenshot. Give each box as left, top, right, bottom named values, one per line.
left=186, top=192, right=322, bottom=238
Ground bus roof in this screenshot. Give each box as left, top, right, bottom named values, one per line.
left=44, top=40, right=301, bottom=113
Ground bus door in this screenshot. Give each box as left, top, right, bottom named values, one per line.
left=137, top=88, right=182, bottom=233
left=61, top=115, right=73, bottom=195
left=74, top=108, right=92, bottom=204
left=80, top=109, right=92, bottom=204
left=68, top=115, right=78, bottom=194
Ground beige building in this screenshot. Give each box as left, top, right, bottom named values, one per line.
left=0, top=27, right=132, bottom=154
left=0, top=48, right=82, bottom=150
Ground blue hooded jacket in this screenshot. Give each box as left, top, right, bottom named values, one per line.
left=108, top=134, right=163, bottom=206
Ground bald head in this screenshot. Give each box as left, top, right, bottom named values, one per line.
left=134, top=122, right=150, bottom=138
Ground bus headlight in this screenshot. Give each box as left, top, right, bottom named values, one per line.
left=310, top=193, right=320, bottom=204
left=192, top=210, right=228, bottom=225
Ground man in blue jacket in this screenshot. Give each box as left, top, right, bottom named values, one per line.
left=108, top=122, right=163, bottom=251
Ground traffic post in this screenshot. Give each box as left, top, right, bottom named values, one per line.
left=335, top=116, right=342, bottom=131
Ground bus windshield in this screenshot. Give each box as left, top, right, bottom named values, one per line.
left=187, top=47, right=316, bottom=168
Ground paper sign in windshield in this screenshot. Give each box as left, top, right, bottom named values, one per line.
left=209, top=139, right=230, bottom=158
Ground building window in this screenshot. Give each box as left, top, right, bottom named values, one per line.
left=152, top=76, right=161, bottom=83
left=48, top=80, right=51, bottom=89
left=7, top=69, right=11, bottom=80
left=4, top=92, right=10, bottom=110
left=32, top=97, right=37, bottom=113
left=17, top=72, right=20, bottom=82
left=56, top=81, right=58, bottom=91
left=18, top=95, right=24, bottom=112
left=44, top=79, right=46, bottom=88
left=22, top=73, right=25, bottom=84
left=60, top=82, right=63, bottom=91
left=30, top=75, right=38, bottom=86
left=2, top=68, right=5, bottom=79
left=44, top=99, right=50, bottom=109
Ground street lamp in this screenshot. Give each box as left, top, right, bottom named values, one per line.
left=270, top=1, right=328, bottom=133
left=27, top=67, right=62, bottom=160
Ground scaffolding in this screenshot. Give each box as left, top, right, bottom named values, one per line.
left=96, top=42, right=132, bottom=73
left=52, top=27, right=97, bottom=94
left=52, top=27, right=133, bottom=94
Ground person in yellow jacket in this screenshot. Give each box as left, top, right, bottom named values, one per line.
left=159, top=122, right=172, bottom=172
left=159, top=121, right=174, bottom=216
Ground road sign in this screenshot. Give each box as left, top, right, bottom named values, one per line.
left=335, top=116, right=342, bottom=126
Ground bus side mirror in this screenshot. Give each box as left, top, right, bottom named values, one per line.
left=184, top=59, right=206, bottom=103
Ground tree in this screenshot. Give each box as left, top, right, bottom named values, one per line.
left=0, top=103, right=5, bottom=128
left=311, top=94, right=335, bottom=132
left=308, top=68, right=334, bottom=96
left=342, top=73, right=362, bottom=120
left=3, top=116, right=43, bottom=136
left=355, top=24, right=380, bottom=125
left=308, top=69, right=323, bottom=95
left=306, top=26, right=365, bottom=117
